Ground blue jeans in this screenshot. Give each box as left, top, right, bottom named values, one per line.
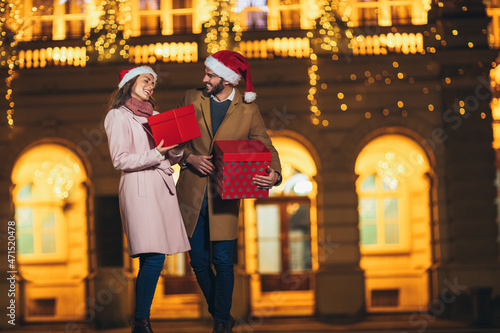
left=189, top=195, right=235, bottom=323
left=135, top=253, right=165, bottom=319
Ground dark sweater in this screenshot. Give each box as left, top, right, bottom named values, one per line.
left=210, top=98, right=232, bottom=135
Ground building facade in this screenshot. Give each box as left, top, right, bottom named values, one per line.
left=1, top=0, right=500, bottom=329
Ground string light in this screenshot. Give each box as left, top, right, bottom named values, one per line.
left=83, top=0, right=130, bottom=62
left=204, top=0, right=242, bottom=55
left=1, top=0, right=37, bottom=128
left=306, top=0, right=353, bottom=126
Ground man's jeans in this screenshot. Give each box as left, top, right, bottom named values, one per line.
left=189, top=195, right=235, bottom=323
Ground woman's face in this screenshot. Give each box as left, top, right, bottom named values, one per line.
left=130, top=73, right=155, bottom=102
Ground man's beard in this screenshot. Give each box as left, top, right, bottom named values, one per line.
left=207, top=79, right=225, bottom=96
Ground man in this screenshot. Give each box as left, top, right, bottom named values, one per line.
left=176, top=50, right=282, bottom=333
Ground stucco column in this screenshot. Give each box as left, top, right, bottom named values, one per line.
left=315, top=170, right=365, bottom=320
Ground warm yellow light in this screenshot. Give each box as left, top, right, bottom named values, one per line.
left=460, top=108, right=465, bottom=114
left=392, top=62, right=399, bottom=68
left=445, top=77, right=451, bottom=84
left=468, top=42, right=474, bottom=48
left=452, top=30, right=458, bottom=35
left=481, top=112, right=486, bottom=119
left=428, top=104, right=434, bottom=111
left=337, top=93, right=344, bottom=99
left=365, top=112, right=371, bottom=119
left=341, top=104, right=347, bottom=111
left=397, top=101, right=404, bottom=108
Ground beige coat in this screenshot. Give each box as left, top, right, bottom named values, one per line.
left=176, top=89, right=281, bottom=241
left=105, top=106, right=191, bottom=257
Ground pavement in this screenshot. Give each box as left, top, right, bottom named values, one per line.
left=2, top=315, right=500, bottom=333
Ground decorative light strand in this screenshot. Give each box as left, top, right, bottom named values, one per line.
left=83, top=0, right=129, bottom=62
left=307, top=0, right=353, bottom=127
left=1, top=0, right=36, bottom=128
left=204, top=0, right=242, bottom=55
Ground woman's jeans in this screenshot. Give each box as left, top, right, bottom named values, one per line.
left=135, top=253, right=165, bottom=319
left=189, top=195, right=235, bottom=323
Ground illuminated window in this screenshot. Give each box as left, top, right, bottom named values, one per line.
left=255, top=179, right=313, bottom=291
left=12, top=143, right=90, bottom=321
left=279, top=0, right=301, bottom=29
left=352, top=0, right=429, bottom=26
left=140, top=0, right=161, bottom=35
left=358, top=173, right=402, bottom=246
left=26, top=0, right=90, bottom=40
left=357, top=0, right=378, bottom=26
left=131, top=0, right=196, bottom=36
left=355, top=134, right=432, bottom=312
left=31, top=0, right=55, bottom=40
left=62, top=0, right=89, bottom=38
left=244, top=136, right=318, bottom=315
left=12, top=144, right=87, bottom=262
left=236, top=0, right=269, bottom=30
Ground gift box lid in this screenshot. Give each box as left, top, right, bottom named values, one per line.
left=215, top=140, right=271, bottom=162
left=147, top=104, right=195, bottom=126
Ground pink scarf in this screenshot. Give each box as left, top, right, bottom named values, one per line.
left=124, top=97, right=154, bottom=117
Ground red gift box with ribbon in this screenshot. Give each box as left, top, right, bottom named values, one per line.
left=147, top=104, right=201, bottom=146
left=214, top=140, right=272, bottom=200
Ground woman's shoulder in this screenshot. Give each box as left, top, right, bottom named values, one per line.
left=107, top=105, right=130, bottom=117
left=105, top=106, right=132, bottom=123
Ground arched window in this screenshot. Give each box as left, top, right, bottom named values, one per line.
left=355, top=134, right=432, bottom=312
left=358, top=158, right=409, bottom=251
left=244, top=135, right=319, bottom=316
left=12, top=143, right=90, bottom=321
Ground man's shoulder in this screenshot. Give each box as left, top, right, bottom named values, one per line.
left=184, top=88, right=206, bottom=100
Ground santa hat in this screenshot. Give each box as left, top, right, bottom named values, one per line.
left=118, top=66, right=157, bottom=89
left=205, top=51, right=256, bottom=103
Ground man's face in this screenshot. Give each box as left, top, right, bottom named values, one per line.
left=203, top=67, right=226, bottom=95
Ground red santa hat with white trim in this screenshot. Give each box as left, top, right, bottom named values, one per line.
left=118, top=66, right=157, bottom=89
left=205, top=50, right=256, bottom=103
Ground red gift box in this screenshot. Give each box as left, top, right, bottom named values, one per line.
left=147, top=104, right=201, bottom=146
left=214, top=140, right=272, bottom=200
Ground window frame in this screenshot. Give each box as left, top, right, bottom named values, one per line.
left=357, top=172, right=411, bottom=255
left=14, top=183, right=68, bottom=264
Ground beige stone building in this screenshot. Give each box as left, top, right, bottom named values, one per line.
left=1, top=0, right=500, bottom=329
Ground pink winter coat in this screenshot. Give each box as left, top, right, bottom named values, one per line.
left=104, top=105, right=190, bottom=257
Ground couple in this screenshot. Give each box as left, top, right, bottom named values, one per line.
left=104, top=50, right=282, bottom=333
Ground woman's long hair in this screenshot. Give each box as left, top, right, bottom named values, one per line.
left=108, top=76, right=158, bottom=111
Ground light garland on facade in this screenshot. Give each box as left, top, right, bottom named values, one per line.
left=83, top=0, right=130, bottom=62
left=1, top=0, right=37, bottom=128
left=307, top=0, right=353, bottom=127
left=204, top=0, right=242, bottom=55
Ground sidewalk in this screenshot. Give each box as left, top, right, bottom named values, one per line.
left=3, top=315, right=499, bottom=333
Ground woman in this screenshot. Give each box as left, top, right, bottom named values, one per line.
left=104, top=66, right=190, bottom=333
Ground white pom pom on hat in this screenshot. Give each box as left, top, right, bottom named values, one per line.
left=118, top=66, right=157, bottom=89
left=205, top=50, right=257, bottom=103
